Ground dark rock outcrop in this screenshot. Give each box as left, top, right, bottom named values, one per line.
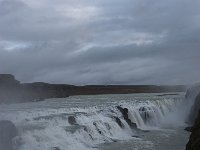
left=186, top=84, right=200, bottom=150
left=68, top=116, right=77, bottom=125
left=0, top=120, right=17, bottom=150
left=93, top=122, right=102, bottom=134
left=113, top=117, right=124, bottom=128
left=52, top=147, right=60, bottom=150
left=117, top=106, right=137, bottom=128
left=186, top=111, right=200, bottom=150
left=184, top=126, right=193, bottom=132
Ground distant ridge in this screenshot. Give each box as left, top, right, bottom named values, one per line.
left=0, top=74, right=187, bottom=104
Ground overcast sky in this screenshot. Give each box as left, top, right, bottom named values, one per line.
left=0, top=0, right=199, bottom=85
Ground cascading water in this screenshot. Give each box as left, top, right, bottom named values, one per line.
left=0, top=93, right=189, bottom=150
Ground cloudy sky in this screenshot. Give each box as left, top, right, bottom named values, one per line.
left=0, top=0, right=199, bottom=85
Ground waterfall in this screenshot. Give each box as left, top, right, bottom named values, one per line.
left=0, top=93, right=184, bottom=150
left=120, top=98, right=181, bottom=130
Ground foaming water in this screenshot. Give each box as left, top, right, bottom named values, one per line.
left=0, top=93, right=189, bottom=150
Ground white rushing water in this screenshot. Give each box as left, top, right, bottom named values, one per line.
left=0, top=93, right=189, bottom=150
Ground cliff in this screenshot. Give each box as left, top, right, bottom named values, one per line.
left=0, top=74, right=186, bottom=104
left=186, top=84, right=200, bottom=150
left=0, top=75, right=74, bottom=103
left=0, top=74, right=20, bottom=86
left=186, top=111, right=200, bottom=150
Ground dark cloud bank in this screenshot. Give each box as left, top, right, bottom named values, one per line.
left=0, top=0, right=199, bottom=85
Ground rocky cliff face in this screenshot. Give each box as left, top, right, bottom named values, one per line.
left=186, top=110, right=200, bottom=150
left=186, top=84, right=200, bottom=150
left=0, top=74, right=20, bottom=86
left=0, top=74, right=72, bottom=103
left=0, top=74, right=22, bottom=103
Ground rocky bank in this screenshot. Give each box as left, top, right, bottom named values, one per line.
left=186, top=84, right=200, bottom=150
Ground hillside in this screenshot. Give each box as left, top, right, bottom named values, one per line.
left=0, top=74, right=186, bottom=104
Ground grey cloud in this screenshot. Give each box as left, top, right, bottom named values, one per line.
left=0, top=0, right=200, bottom=85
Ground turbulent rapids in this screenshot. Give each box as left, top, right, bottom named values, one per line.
left=0, top=93, right=189, bottom=150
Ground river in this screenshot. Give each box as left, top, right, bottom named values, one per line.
left=0, top=93, right=190, bottom=150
